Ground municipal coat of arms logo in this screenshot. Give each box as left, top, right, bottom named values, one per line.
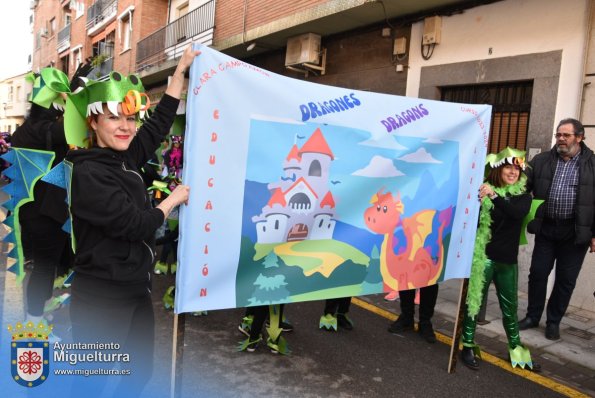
left=8, top=321, right=51, bottom=387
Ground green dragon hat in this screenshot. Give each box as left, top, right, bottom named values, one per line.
left=27, top=67, right=71, bottom=111
left=64, top=71, right=149, bottom=148
left=484, top=147, right=526, bottom=176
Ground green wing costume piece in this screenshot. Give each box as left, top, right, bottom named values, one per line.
left=0, top=148, right=55, bottom=282
left=27, top=68, right=71, bottom=111
left=41, top=160, right=74, bottom=251
left=519, top=199, right=544, bottom=245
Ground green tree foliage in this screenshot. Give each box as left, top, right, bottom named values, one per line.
left=248, top=273, right=290, bottom=305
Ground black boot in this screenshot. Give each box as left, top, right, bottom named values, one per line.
left=461, top=347, right=479, bottom=370
left=388, top=316, right=414, bottom=333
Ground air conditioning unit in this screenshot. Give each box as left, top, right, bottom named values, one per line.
left=422, top=16, right=441, bottom=45
left=285, top=33, right=321, bottom=66
left=40, top=27, right=49, bottom=37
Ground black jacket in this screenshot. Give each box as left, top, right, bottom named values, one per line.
left=486, top=193, right=532, bottom=264
left=66, top=94, right=179, bottom=283
left=526, top=142, right=595, bottom=245
left=11, top=104, right=68, bottom=224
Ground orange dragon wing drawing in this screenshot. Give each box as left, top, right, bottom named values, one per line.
left=402, top=209, right=435, bottom=262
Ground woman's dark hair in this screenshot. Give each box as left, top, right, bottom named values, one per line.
left=485, top=164, right=523, bottom=188
left=485, top=166, right=505, bottom=188
left=86, top=113, right=99, bottom=147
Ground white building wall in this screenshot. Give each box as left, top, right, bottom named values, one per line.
left=0, top=73, right=31, bottom=133
left=407, top=0, right=589, bottom=133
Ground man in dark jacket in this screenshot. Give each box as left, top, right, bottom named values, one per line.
left=519, top=118, right=595, bottom=340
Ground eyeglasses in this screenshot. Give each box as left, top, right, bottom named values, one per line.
left=554, top=132, right=575, bottom=139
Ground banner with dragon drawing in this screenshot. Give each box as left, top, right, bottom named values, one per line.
left=175, top=44, right=491, bottom=313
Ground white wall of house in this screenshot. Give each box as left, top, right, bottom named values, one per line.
left=408, top=0, right=589, bottom=130
left=0, top=73, right=31, bottom=133
left=169, top=0, right=211, bottom=22
left=408, top=0, right=595, bottom=313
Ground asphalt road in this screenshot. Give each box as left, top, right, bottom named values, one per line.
left=148, top=274, right=564, bottom=398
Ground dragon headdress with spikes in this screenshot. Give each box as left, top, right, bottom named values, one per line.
left=484, top=146, right=526, bottom=176
left=64, top=71, right=150, bottom=148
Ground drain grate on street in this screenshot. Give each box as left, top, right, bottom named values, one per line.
left=565, top=327, right=594, bottom=340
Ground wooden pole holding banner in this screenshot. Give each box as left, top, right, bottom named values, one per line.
left=170, top=313, right=186, bottom=398
left=448, top=278, right=469, bottom=373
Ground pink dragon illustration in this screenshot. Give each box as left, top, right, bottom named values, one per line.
left=364, top=190, right=452, bottom=292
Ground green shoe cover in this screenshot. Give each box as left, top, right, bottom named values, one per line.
left=53, top=273, right=70, bottom=289
left=509, top=345, right=533, bottom=369
left=163, top=286, right=175, bottom=309
left=237, top=335, right=262, bottom=352
left=319, top=313, right=338, bottom=331
left=43, top=292, right=70, bottom=314
left=155, top=261, right=168, bottom=275
left=267, top=305, right=283, bottom=342
left=267, top=335, right=290, bottom=355
left=241, top=315, right=254, bottom=332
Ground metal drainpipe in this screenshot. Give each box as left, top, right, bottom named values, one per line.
left=166, top=0, right=171, bottom=24
left=242, top=0, right=248, bottom=46
left=578, top=0, right=594, bottom=121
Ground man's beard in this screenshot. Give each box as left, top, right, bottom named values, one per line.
left=557, top=141, right=579, bottom=156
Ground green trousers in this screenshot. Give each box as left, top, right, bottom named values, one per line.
left=462, top=259, right=522, bottom=349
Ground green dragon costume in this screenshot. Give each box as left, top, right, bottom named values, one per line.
left=462, top=147, right=538, bottom=370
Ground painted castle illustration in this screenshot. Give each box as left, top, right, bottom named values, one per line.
left=252, top=128, right=337, bottom=244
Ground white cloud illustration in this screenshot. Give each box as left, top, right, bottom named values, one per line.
left=423, top=137, right=443, bottom=144
left=397, top=148, right=442, bottom=164
left=352, top=155, right=405, bottom=177
left=359, top=134, right=408, bottom=150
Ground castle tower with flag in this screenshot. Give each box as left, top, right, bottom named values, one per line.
left=253, top=127, right=337, bottom=244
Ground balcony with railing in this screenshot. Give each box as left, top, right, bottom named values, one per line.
left=57, top=24, right=71, bottom=53
left=136, top=0, right=215, bottom=72
left=86, top=0, right=118, bottom=33
left=88, top=56, right=114, bottom=79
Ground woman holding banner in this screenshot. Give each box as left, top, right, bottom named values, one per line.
left=65, top=45, right=198, bottom=396
left=460, top=147, right=540, bottom=372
